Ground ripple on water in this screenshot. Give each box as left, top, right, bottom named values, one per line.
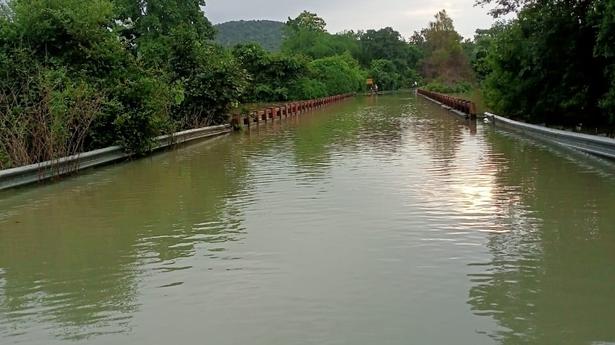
left=1, top=95, right=615, bottom=345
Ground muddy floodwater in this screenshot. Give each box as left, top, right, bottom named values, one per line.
left=1, top=94, right=615, bottom=345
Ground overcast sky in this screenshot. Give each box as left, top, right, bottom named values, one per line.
left=205, top=0, right=498, bottom=40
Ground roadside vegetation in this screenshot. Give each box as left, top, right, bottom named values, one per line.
left=470, top=0, right=615, bottom=133
left=2, top=0, right=611, bottom=170
left=0, top=3, right=428, bottom=169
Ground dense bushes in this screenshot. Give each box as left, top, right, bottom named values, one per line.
left=308, top=54, right=365, bottom=96
left=232, top=43, right=307, bottom=102
left=0, top=4, right=444, bottom=170
left=369, top=59, right=401, bottom=91
left=475, top=0, right=615, bottom=128
left=169, top=30, right=247, bottom=127
left=423, top=81, right=471, bottom=94
left=288, top=78, right=328, bottom=100
left=232, top=45, right=365, bottom=102
left=0, top=0, right=246, bottom=166
left=281, top=12, right=423, bottom=92
left=0, top=0, right=170, bottom=161
left=0, top=69, right=102, bottom=168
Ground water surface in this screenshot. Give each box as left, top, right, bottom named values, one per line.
left=1, top=94, right=615, bottom=344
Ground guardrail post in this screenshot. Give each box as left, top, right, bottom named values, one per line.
left=417, top=88, right=478, bottom=119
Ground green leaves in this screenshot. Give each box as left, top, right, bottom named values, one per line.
left=369, top=59, right=401, bottom=91
left=309, top=53, right=364, bottom=95
left=232, top=43, right=307, bottom=102
left=287, top=11, right=327, bottom=33
left=0, top=0, right=247, bottom=161
left=418, top=10, right=473, bottom=85
left=479, top=0, right=615, bottom=127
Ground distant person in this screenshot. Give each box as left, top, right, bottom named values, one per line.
left=374, top=84, right=379, bottom=94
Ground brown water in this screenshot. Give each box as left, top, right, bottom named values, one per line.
left=1, top=94, right=615, bottom=345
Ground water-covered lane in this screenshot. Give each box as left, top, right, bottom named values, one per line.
left=1, top=94, right=615, bottom=344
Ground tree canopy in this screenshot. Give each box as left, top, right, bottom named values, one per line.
left=417, top=10, right=473, bottom=84
left=287, top=11, right=327, bottom=33
left=475, top=0, right=615, bottom=127
left=3, top=2, right=541, bottom=170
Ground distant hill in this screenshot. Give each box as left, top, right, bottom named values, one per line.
left=215, top=20, right=285, bottom=52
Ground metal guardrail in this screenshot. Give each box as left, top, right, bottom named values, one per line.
left=1, top=93, right=353, bottom=191
left=417, top=89, right=477, bottom=118
left=486, top=112, right=615, bottom=160
left=0, top=124, right=231, bottom=191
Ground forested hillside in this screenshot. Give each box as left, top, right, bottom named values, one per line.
left=215, top=20, right=285, bottom=51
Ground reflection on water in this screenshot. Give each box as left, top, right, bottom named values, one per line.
left=469, top=130, right=615, bottom=344
left=0, top=94, right=614, bottom=344
left=0, top=136, right=252, bottom=341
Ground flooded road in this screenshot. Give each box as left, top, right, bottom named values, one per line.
left=1, top=94, right=615, bottom=344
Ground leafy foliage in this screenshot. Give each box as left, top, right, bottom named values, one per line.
left=287, top=11, right=327, bottom=33
left=478, top=0, right=615, bottom=127
left=416, top=10, right=473, bottom=85
left=369, top=59, right=401, bottom=91
left=282, top=13, right=424, bottom=91
left=358, top=28, right=422, bottom=88
left=467, top=24, right=507, bottom=81
left=424, top=81, right=472, bottom=94
left=0, top=0, right=246, bottom=164
left=1, top=3, right=512, bottom=169
left=215, top=20, right=285, bottom=52
left=232, top=43, right=306, bottom=102
left=282, top=27, right=359, bottom=60
left=308, top=53, right=365, bottom=96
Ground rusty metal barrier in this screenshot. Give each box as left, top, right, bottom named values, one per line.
left=231, top=93, right=355, bottom=128
left=417, top=89, right=477, bottom=118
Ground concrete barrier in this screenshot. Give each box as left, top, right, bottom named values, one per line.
left=0, top=124, right=231, bottom=191
left=486, top=112, right=615, bottom=160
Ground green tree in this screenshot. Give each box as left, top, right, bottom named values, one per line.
left=308, top=53, right=365, bottom=95
left=479, top=0, right=614, bottom=127
left=287, top=11, right=326, bottom=33
left=232, top=43, right=307, bottom=102
left=468, top=23, right=507, bottom=81
left=369, top=59, right=400, bottom=91
left=112, top=0, right=246, bottom=128
left=0, top=0, right=247, bottom=163
left=170, top=27, right=247, bottom=126
left=357, top=28, right=421, bottom=87
left=359, top=28, right=406, bottom=65
left=0, top=0, right=178, bottom=156
left=112, top=0, right=215, bottom=66
left=282, top=12, right=359, bottom=60
left=595, top=0, right=615, bottom=124
left=418, top=10, right=473, bottom=84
